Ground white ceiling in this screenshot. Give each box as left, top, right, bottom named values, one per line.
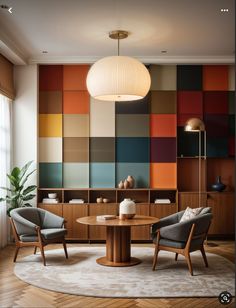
left=0, top=0, right=235, bottom=65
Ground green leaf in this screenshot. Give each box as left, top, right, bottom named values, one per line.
left=20, top=169, right=36, bottom=186
left=19, top=161, right=34, bottom=181
left=0, top=197, right=6, bottom=202
left=11, top=167, right=21, bottom=179
left=22, top=194, right=36, bottom=201
left=22, top=185, right=37, bottom=195
left=7, top=174, right=18, bottom=188
left=23, top=203, right=32, bottom=207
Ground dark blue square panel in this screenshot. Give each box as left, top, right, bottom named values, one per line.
left=116, top=137, right=150, bottom=162
left=177, top=127, right=204, bottom=157
left=207, top=137, right=228, bottom=157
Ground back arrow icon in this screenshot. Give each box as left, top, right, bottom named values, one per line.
left=8, top=7, right=12, bottom=13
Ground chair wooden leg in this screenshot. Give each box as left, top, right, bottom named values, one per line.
left=152, top=245, right=159, bottom=271
left=175, top=253, right=178, bottom=261
left=200, top=246, right=208, bottom=267
left=39, top=244, right=46, bottom=266
left=34, top=246, right=37, bottom=254
left=13, top=247, right=20, bottom=262
left=62, top=239, right=68, bottom=259
left=185, top=253, right=193, bottom=276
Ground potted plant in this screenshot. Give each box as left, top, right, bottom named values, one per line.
left=0, top=161, right=37, bottom=216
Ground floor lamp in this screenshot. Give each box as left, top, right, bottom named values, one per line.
left=184, top=118, right=206, bottom=208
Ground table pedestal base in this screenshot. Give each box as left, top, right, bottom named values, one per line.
left=97, top=225, right=141, bottom=267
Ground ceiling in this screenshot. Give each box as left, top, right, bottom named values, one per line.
left=0, top=0, right=235, bottom=65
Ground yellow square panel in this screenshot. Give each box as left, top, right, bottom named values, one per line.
left=39, top=114, right=62, bottom=137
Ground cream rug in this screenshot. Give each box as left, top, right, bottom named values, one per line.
left=14, top=247, right=235, bottom=298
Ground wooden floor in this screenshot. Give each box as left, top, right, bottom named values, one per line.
left=0, top=241, right=234, bottom=308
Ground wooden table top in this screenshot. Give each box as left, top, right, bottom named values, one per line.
left=76, top=215, right=159, bottom=227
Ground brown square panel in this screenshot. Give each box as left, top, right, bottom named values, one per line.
left=39, top=91, right=62, bottom=114
left=151, top=91, right=176, bottom=114
left=63, top=137, right=89, bottom=162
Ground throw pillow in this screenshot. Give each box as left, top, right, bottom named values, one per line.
left=180, top=206, right=203, bottom=222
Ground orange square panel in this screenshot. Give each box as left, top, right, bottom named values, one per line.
left=203, top=65, right=228, bottom=90
left=63, top=65, right=90, bottom=90
left=150, top=114, right=176, bottom=137
left=63, top=91, right=89, bottom=114
left=150, top=163, right=177, bottom=188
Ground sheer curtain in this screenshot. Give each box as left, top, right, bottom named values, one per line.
left=0, top=94, right=12, bottom=248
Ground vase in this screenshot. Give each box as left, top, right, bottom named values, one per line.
left=119, top=198, right=136, bottom=220
left=126, top=175, right=135, bottom=188
left=211, top=176, right=226, bottom=192
left=124, top=179, right=129, bottom=189
left=118, top=180, right=124, bottom=189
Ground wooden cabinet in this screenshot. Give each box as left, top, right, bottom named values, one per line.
left=150, top=203, right=177, bottom=219
left=38, top=204, right=63, bottom=216
left=131, top=204, right=150, bottom=240
left=178, top=192, right=207, bottom=211
left=88, top=203, right=118, bottom=240
left=63, top=204, right=88, bottom=239
left=207, top=192, right=234, bottom=235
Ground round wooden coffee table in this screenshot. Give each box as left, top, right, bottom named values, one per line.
left=77, top=215, right=159, bottom=267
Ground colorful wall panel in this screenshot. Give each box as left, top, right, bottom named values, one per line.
left=39, top=64, right=234, bottom=189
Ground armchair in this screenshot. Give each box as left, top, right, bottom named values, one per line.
left=10, top=207, right=68, bottom=266
left=151, top=207, right=212, bottom=275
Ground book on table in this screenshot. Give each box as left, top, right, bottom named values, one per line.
left=96, top=215, right=117, bottom=221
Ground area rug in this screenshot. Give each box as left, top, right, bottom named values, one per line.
left=14, top=247, right=235, bottom=298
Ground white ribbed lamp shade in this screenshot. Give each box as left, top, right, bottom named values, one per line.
left=86, top=56, right=151, bottom=101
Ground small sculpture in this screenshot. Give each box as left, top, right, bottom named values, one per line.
left=126, top=175, right=135, bottom=188
left=124, top=179, right=129, bottom=189
left=118, top=180, right=124, bottom=189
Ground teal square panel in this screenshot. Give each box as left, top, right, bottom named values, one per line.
left=90, top=163, right=115, bottom=188
left=116, top=137, right=150, bottom=162
left=39, top=163, right=62, bottom=188
left=63, top=163, right=89, bottom=188
left=116, top=163, right=149, bottom=188
left=116, top=114, right=150, bottom=137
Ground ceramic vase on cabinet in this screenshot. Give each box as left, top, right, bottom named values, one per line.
left=126, top=175, right=135, bottom=188
left=119, top=198, right=136, bottom=220
left=118, top=180, right=124, bottom=189
left=212, top=176, right=226, bottom=192
left=124, top=179, right=129, bottom=189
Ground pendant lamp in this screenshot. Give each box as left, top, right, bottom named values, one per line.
left=86, top=30, right=151, bottom=102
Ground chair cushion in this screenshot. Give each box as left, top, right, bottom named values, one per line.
left=179, top=207, right=203, bottom=222
left=20, top=234, right=38, bottom=242
left=41, top=228, right=67, bottom=240
left=159, top=239, right=186, bottom=249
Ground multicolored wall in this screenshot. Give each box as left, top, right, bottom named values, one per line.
left=38, top=64, right=235, bottom=189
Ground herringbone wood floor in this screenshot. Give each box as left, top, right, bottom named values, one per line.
left=0, top=241, right=234, bottom=308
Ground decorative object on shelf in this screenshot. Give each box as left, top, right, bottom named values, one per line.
left=124, top=179, right=129, bottom=189
left=48, top=193, right=57, bottom=199
left=42, top=198, right=59, bottom=204
left=96, top=197, right=103, bottom=203
left=0, top=160, right=37, bottom=216
left=86, top=30, right=151, bottom=102
left=185, top=118, right=206, bottom=208
left=119, top=198, right=136, bottom=220
left=96, top=215, right=117, bottom=221
left=69, top=199, right=84, bottom=204
left=154, top=199, right=171, bottom=204
left=212, top=176, right=226, bottom=192
left=126, top=175, right=135, bottom=188
left=102, top=198, right=109, bottom=203
left=118, top=180, right=124, bottom=189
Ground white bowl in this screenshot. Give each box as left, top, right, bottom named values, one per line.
left=48, top=193, right=57, bottom=199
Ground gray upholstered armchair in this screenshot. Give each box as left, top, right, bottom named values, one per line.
left=151, top=207, right=212, bottom=275
left=10, top=207, right=68, bottom=266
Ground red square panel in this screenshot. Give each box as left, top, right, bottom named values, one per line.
left=39, top=65, right=63, bottom=91
left=150, top=114, right=176, bottom=137
left=204, top=91, right=228, bottom=114
left=203, top=65, right=228, bottom=90
left=177, top=91, right=203, bottom=114
left=63, top=65, right=90, bottom=90
left=229, top=137, right=235, bottom=156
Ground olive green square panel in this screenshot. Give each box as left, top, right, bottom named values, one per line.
left=63, top=137, right=89, bottom=162
left=63, top=163, right=89, bottom=188
left=151, top=91, right=177, bottom=114
left=90, top=138, right=115, bottom=162
left=63, top=114, right=89, bottom=137
left=150, top=65, right=177, bottom=90
left=116, top=114, right=150, bottom=137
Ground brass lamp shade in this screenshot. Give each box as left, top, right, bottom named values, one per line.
left=184, top=118, right=205, bottom=132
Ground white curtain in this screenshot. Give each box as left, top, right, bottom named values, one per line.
left=0, top=94, right=12, bottom=248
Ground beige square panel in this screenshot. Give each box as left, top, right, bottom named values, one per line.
left=229, top=65, right=235, bottom=90
left=90, top=98, right=115, bottom=137
left=150, top=65, right=177, bottom=90
left=64, top=114, right=89, bottom=137
left=39, top=137, right=62, bottom=162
